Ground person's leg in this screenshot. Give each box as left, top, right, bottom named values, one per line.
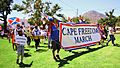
left=12, top=43, right=14, bottom=50
left=34, top=39, right=37, bottom=50
left=106, top=35, right=112, bottom=46
left=52, top=41, right=57, bottom=61
left=38, top=39, right=40, bottom=46
left=48, top=36, right=51, bottom=49
left=20, top=46, right=24, bottom=63
left=16, top=45, right=20, bottom=64
left=15, top=44, right=17, bottom=50
left=111, top=35, right=115, bottom=46
left=27, top=37, right=29, bottom=45
left=16, top=54, right=20, bottom=64
left=8, top=36, right=10, bottom=43
left=29, top=37, right=31, bottom=46
left=55, top=40, right=61, bottom=60
left=1, top=35, right=3, bottom=39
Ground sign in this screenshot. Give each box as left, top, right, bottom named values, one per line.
left=30, top=36, right=44, bottom=39
left=15, top=36, right=27, bottom=45
left=60, top=23, right=101, bottom=50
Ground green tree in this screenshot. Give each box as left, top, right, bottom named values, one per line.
left=56, top=14, right=67, bottom=22
left=13, top=0, right=61, bottom=25
left=98, top=9, right=118, bottom=26
left=0, top=0, right=13, bottom=31
left=116, top=16, right=120, bottom=26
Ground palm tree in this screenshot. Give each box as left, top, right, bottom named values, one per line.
left=105, top=9, right=117, bottom=26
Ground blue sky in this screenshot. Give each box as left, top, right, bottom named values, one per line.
left=8, top=0, right=120, bottom=19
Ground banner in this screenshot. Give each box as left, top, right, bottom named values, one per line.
left=60, top=23, right=101, bottom=50
left=15, top=36, right=27, bottom=45
left=30, top=36, right=44, bottom=39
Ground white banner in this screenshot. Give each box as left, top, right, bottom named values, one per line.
left=60, top=23, right=101, bottom=50
left=15, top=36, right=27, bottom=45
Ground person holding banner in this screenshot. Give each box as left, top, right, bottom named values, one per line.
left=49, top=18, right=61, bottom=61
left=16, top=28, right=27, bottom=64
left=32, top=26, right=41, bottom=51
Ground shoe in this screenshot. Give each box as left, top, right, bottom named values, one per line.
left=68, top=50, right=72, bottom=52
left=19, top=62, right=24, bottom=66
left=16, top=59, right=19, bottom=64
left=106, top=43, right=108, bottom=46
left=20, top=62, right=24, bottom=64
left=56, top=55, right=61, bottom=60
left=113, top=44, right=116, bottom=46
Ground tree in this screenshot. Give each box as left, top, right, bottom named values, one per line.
left=116, top=16, right=120, bottom=26
left=98, top=9, right=118, bottom=26
left=0, top=0, right=13, bottom=32
left=56, top=14, right=67, bottom=22
left=13, top=0, right=61, bottom=25
left=105, top=9, right=118, bottom=26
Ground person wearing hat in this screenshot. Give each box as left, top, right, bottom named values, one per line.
left=47, top=18, right=54, bottom=49
left=48, top=17, right=61, bottom=61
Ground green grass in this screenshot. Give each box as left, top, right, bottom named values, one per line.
left=0, top=34, right=120, bottom=68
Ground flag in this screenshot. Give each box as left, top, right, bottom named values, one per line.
left=7, top=17, right=21, bottom=29
left=8, top=17, right=20, bottom=25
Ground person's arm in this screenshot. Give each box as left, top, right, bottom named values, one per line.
left=48, top=23, right=51, bottom=37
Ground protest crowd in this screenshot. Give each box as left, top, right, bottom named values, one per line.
left=0, top=14, right=116, bottom=64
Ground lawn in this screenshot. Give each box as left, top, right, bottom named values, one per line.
left=0, top=34, right=120, bottom=68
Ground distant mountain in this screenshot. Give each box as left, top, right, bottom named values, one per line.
left=82, top=10, right=106, bottom=23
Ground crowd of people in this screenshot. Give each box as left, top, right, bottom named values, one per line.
left=97, top=23, right=116, bottom=46
left=0, top=17, right=116, bottom=64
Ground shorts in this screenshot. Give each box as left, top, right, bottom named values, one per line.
left=17, top=45, right=24, bottom=56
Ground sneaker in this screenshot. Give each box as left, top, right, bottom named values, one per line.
left=56, top=55, right=61, bottom=60
left=113, top=44, right=116, bottom=46
left=19, top=62, right=24, bottom=66
left=16, top=59, right=19, bottom=64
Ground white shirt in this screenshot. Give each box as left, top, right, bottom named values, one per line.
left=108, top=27, right=114, bottom=35
left=32, top=28, right=41, bottom=36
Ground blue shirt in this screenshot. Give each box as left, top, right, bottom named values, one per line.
left=51, top=25, right=59, bottom=40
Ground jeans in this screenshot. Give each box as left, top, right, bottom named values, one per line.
left=107, top=35, right=115, bottom=45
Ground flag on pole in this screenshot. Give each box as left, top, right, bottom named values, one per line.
left=7, top=17, right=21, bottom=29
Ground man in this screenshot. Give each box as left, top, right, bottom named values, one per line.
left=48, top=18, right=61, bottom=61
left=32, top=26, right=41, bottom=51
left=25, top=28, right=32, bottom=46
left=106, top=25, right=115, bottom=46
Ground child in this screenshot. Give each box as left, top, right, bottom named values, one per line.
left=16, top=28, right=26, bottom=64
